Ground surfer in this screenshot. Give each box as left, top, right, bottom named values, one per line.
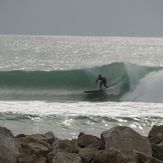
left=96, top=74, right=108, bottom=90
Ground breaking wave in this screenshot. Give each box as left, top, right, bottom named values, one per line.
left=0, top=62, right=161, bottom=102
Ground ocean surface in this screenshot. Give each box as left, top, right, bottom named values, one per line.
left=0, top=35, right=163, bottom=139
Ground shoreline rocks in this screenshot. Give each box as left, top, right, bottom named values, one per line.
left=1, top=125, right=163, bottom=163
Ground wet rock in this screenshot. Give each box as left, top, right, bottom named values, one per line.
left=0, top=127, right=20, bottom=163
left=77, top=132, right=102, bottom=149
left=101, top=126, right=152, bottom=156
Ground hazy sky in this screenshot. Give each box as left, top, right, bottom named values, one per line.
left=0, top=0, right=163, bottom=36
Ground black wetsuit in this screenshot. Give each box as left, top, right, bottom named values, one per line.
left=96, top=77, right=108, bottom=90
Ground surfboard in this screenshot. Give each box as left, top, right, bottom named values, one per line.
left=84, top=90, right=105, bottom=94
left=84, top=81, right=117, bottom=94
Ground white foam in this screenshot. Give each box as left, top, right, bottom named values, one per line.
left=122, top=69, right=163, bottom=102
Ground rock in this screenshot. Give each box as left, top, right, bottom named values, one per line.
left=77, top=132, right=102, bottom=149
left=16, top=131, right=56, bottom=145
left=78, top=147, right=97, bottom=163
left=15, top=136, right=52, bottom=156
left=122, top=150, right=163, bottom=163
left=52, top=139, right=79, bottom=153
left=152, top=143, right=163, bottom=161
left=38, top=157, right=47, bottom=163
left=93, top=149, right=163, bottom=163
left=44, top=132, right=56, bottom=144
left=101, top=126, right=152, bottom=156
left=15, top=134, right=26, bottom=138
left=149, top=125, right=163, bottom=144
left=18, top=154, right=47, bottom=163
left=149, top=133, right=163, bottom=144
left=18, top=153, right=37, bottom=163
left=149, top=125, right=163, bottom=138
left=136, top=151, right=163, bottom=163
left=0, top=126, right=20, bottom=163
left=48, top=139, right=79, bottom=163
left=52, top=152, right=82, bottom=163
left=93, top=149, right=123, bottom=163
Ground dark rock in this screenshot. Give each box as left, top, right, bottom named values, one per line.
left=149, top=133, right=163, bottom=144
left=101, top=126, right=152, bottom=156
left=0, top=127, right=20, bottom=163
left=78, top=147, right=97, bottom=163
left=93, top=149, right=163, bottom=163
left=44, top=131, right=56, bottom=144
left=149, top=125, right=163, bottom=144
left=93, top=149, right=123, bottom=163
left=18, top=153, right=47, bottom=163
left=52, top=152, right=82, bottom=163
left=152, top=143, right=163, bottom=161
left=38, top=157, right=47, bottom=163
left=48, top=139, right=79, bottom=163
left=136, top=151, right=163, bottom=163
left=52, top=139, right=79, bottom=153
left=77, top=132, right=102, bottom=149
left=15, top=136, right=52, bottom=156
left=18, top=153, right=37, bottom=163
left=16, top=132, right=56, bottom=145
left=15, top=134, right=26, bottom=138
left=149, top=125, right=163, bottom=138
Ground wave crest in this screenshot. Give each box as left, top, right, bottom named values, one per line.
left=0, top=62, right=161, bottom=102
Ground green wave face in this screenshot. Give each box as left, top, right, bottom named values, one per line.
left=0, top=62, right=161, bottom=101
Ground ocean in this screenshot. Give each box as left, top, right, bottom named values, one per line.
left=0, top=35, right=163, bottom=139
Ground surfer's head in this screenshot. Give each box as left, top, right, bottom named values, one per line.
left=99, top=74, right=102, bottom=78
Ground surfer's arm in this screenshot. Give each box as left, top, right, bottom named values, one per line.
left=96, top=78, right=99, bottom=83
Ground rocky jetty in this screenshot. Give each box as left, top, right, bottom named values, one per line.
left=1, top=125, right=163, bottom=163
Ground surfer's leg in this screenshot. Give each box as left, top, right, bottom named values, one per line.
left=104, top=84, right=108, bottom=88
left=100, top=82, right=103, bottom=90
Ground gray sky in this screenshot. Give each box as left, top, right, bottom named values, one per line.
left=0, top=0, right=163, bottom=36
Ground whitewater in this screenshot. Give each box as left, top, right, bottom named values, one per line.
left=0, top=35, right=163, bottom=139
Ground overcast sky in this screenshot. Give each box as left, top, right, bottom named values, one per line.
left=0, top=0, right=163, bottom=37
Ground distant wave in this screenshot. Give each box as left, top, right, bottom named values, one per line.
left=0, top=62, right=161, bottom=102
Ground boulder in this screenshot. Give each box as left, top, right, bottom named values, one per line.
left=78, top=147, right=97, bottom=163
left=93, top=149, right=124, bottom=163
left=149, top=133, right=163, bottom=144
left=52, top=139, right=79, bottom=153
left=136, top=151, right=163, bottom=163
left=52, top=152, right=82, bottom=163
left=149, top=125, right=163, bottom=144
left=15, top=136, right=52, bottom=156
left=18, top=153, right=37, bottom=163
left=152, top=143, right=163, bottom=161
left=0, top=127, right=20, bottom=163
left=48, top=139, right=79, bottom=163
left=77, top=132, right=102, bottom=149
left=93, top=149, right=163, bottom=163
left=18, top=153, right=47, bottom=163
left=149, top=125, right=163, bottom=138
left=101, top=126, right=152, bottom=156
left=15, top=131, right=56, bottom=145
